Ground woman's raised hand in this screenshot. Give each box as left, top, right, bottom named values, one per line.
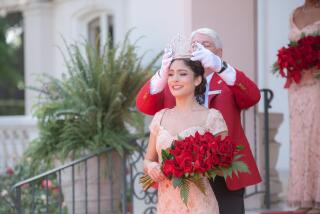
left=150, top=48, right=173, bottom=94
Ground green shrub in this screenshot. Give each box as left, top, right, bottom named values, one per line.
left=26, top=33, right=160, bottom=166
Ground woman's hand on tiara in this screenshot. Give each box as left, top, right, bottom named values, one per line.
left=149, top=48, right=173, bottom=94
left=191, top=43, right=222, bottom=72
left=158, top=48, right=173, bottom=78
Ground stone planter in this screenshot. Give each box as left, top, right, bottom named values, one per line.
left=58, top=151, right=122, bottom=214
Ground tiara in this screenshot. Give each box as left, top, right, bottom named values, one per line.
left=166, top=34, right=193, bottom=59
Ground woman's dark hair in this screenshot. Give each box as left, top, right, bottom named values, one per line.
left=170, top=58, right=206, bottom=104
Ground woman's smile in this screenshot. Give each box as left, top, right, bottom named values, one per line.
left=171, top=84, right=184, bottom=91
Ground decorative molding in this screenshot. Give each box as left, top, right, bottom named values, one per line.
left=0, top=116, right=38, bottom=172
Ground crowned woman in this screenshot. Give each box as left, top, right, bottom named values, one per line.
left=143, top=36, right=227, bottom=213
left=138, top=28, right=261, bottom=214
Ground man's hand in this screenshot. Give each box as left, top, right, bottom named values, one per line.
left=191, top=43, right=222, bottom=72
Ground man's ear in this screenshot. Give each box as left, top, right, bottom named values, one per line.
left=216, top=48, right=223, bottom=58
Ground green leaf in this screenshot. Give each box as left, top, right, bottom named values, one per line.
left=233, top=154, right=244, bottom=160
left=177, top=135, right=183, bottom=140
left=161, top=149, right=172, bottom=161
left=234, top=169, right=239, bottom=177
left=180, top=180, right=190, bottom=206
left=172, top=177, right=183, bottom=188
left=220, top=168, right=228, bottom=179
left=193, top=173, right=200, bottom=179
left=227, top=167, right=233, bottom=178
left=220, top=166, right=233, bottom=179
left=236, top=145, right=245, bottom=150
left=207, top=170, right=216, bottom=178
left=232, top=161, right=250, bottom=174
left=190, top=177, right=206, bottom=195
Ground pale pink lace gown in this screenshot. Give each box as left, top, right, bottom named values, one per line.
left=149, top=108, right=227, bottom=214
left=287, top=13, right=320, bottom=208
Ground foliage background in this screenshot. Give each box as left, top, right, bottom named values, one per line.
left=0, top=12, right=24, bottom=115
left=25, top=34, right=160, bottom=166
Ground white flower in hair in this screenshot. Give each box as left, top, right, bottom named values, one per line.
left=166, top=34, right=193, bottom=59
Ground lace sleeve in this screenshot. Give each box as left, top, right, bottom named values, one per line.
left=148, top=109, right=166, bottom=135
left=207, top=109, right=228, bottom=135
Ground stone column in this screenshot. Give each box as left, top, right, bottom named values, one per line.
left=261, top=113, right=284, bottom=204
left=245, top=112, right=284, bottom=209
left=23, top=0, right=54, bottom=115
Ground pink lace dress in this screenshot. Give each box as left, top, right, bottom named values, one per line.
left=287, top=13, right=320, bottom=208
left=149, top=108, right=227, bottom=214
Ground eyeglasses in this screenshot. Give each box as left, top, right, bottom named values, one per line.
left=201, top=41, right=214, bottom=49
left=191, top=41, right=216, bottom=50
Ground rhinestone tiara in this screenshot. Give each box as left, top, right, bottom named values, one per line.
left=166, top=34, right=193, bottom=59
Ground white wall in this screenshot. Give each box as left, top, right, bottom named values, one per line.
left=52, top=0, right=193, bottom=69
left=51, top=0, right=127, bottom=77
left=257, top=0, right=304, bottom=171
left=125, top=0, right=192, bottom=64
left=23, top=0, right=194, bottom=114
left=23, top=0, right=128, bottom=113
left=191, top=0, right=256, bottom=80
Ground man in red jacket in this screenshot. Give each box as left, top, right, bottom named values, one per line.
left=136, top=28, right=262, bottom=214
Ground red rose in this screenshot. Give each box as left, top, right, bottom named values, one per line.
left=219, top=155, right=233, bottom=167
left=175, top=152, right=193, bottom=172
left=6, top=167, right=14, bottom=176
left=21, top=183, right=29, bottom=189
left=162, top=160, right=177, bottom=177
left=42, top=179, right=53, bottom=189
left=218, top=137, right=236, bottom=158
left=52, top=187, right=61, bottom=194
left=199, top=144, right=209, bottom=156
left=172, top=166, right=184, bottom=178
left=210, top=155, right=220, bottom=167
left=170, top=146, right=182, bottom=157
left=194, top=159, right=209, bottom=173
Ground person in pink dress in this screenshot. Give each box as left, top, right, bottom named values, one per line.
left=144, top=57, right=228, bottom=214
left=287, top=0, right=320, bottom=213
left=137, top=28, right=261, bottom=214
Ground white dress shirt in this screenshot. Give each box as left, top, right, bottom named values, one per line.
left=204, top=63, right=236, bottom=107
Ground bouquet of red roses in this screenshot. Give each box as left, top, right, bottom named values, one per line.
left=140, top=131, right=249, bottom=205
left=273, top=34, right=320, bottom=88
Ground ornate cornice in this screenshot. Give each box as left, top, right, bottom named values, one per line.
left=0, top=0, right=53, bottom=13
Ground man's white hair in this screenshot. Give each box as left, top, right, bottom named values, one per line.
left=191, top=28, right=223, bottom=49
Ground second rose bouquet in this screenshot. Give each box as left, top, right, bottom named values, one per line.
left=273, top=34, right=320, bottom=88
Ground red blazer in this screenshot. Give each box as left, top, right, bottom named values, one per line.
left=136, top=69, right=262, bottom=190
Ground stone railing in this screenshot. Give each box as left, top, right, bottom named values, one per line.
left=0, top=116, right=38, bottom=172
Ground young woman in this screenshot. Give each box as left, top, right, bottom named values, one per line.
left=143, top=58, right=227, bottom=214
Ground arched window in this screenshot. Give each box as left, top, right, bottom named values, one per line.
left=87, top=14, right=114, bottom=52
